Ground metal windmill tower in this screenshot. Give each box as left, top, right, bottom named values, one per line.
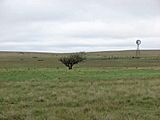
left=136, top=40, right=141, bottom=57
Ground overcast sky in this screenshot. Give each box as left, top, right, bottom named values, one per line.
left=0, top=0, right=160, bottom=52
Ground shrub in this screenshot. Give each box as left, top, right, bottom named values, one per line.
left=59, top=53, right=85, bottom=70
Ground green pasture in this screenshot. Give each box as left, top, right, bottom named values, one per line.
left=0, top=50, right=160, bottom=120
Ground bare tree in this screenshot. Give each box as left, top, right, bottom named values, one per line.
left=59, top=53, right=85, bottom=70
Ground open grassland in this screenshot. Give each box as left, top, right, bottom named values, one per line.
left=0, top=50, right=160, bottom=120
left=0, top=50, right=160, bottom=68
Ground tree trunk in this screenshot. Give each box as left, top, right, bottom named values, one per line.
left=68, top=65, right=72, bottom=70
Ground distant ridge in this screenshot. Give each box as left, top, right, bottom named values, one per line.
left=0, top=50, right=159, bottom=54
left=0, top=50, right=159, bottom=57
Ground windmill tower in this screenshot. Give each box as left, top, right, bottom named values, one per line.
left=136, top=40, right=141, bottom=57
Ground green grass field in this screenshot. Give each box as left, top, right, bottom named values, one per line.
left=0, top=50, right=160, bottom=120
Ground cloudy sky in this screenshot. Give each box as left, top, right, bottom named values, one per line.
left=0, top=0, right=160, bottom=52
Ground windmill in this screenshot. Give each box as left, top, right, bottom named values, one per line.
left=136, top=40, right=141, bottom=57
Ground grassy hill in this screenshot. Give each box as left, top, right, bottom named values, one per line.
left=0, top=50, right=160, bottom=68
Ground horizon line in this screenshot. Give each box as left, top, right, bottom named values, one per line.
left=0, top=49, right=160, bottom=54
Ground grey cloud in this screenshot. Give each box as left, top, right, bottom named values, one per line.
left=0, top=0, right=159, bottom=52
